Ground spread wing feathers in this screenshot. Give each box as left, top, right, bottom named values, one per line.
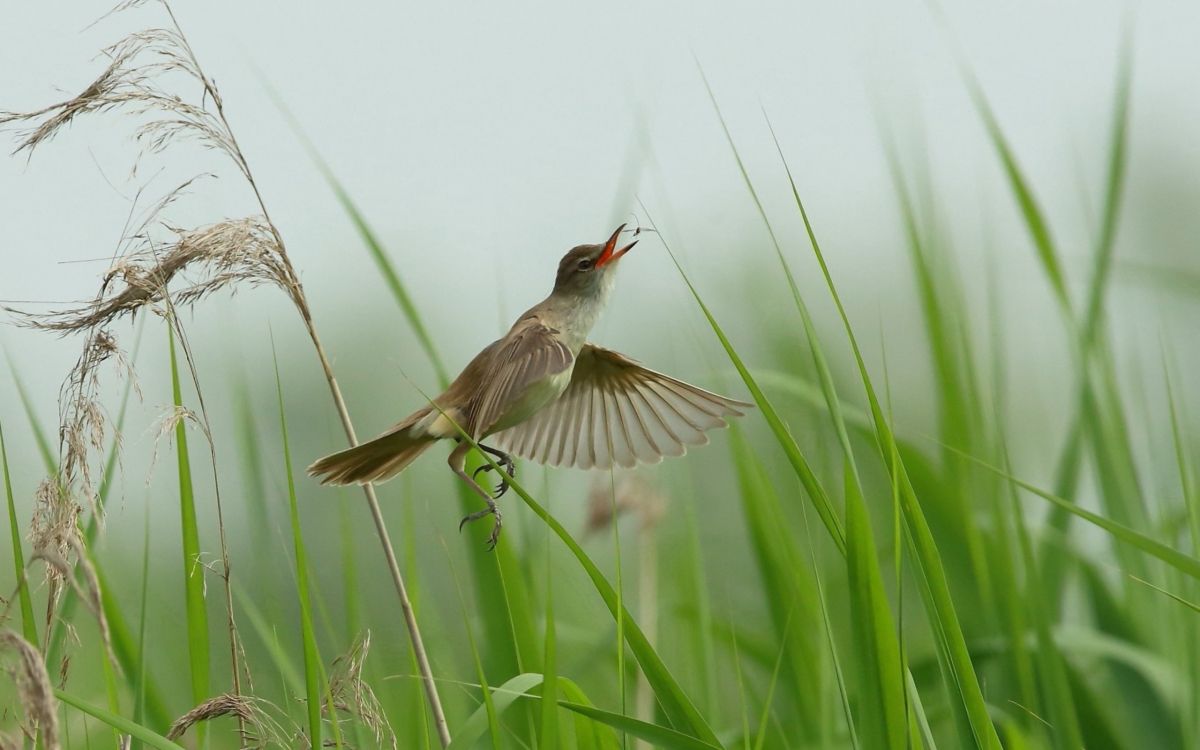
left=493, top=344, right=752, bottom=470
left=468, top=322, right=574, bottom=437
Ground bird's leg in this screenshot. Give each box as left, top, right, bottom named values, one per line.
left=472, top=443, right=516, bottom=498
left=449, top=441, right=502, bottom=549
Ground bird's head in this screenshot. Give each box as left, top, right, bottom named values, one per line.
left=553, top=224, right=638, bottom=298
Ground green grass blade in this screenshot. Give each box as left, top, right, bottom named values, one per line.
left=269, top=94, right=449, bottom=387
left=1003, top=452, right=1084, bottom=748
left=561, top=677, right=620, bottom=750
left=698, top=78, right=857, bottom=557
left=1128, top=575, right=1200, bottom=614
left=1079, top=38, right=1134, bottom=351
left=234, top=377, right=274, bottom=575
left=729, top=620, right=752, bottom=750
left=607, top=475, right=628, bottom=747
left=799, top=504, right=860, bottom=750
left=272, top=344, right=324, bottom=748
left=1, top=419, right=38, bottom=646
left=401, top=498, right=435, bottom=750
left=299, top=113, right=539, bottom=682
left=233, top=585, right=304, bottom=697
left=682, top=502, right=719, bottom=720
left=1163, top=359, right=1200, bottom=746
left=698, top=69, right=805, bottom=319
left=876, top=134, right=995, bottom=614
left=763, top=154, right=1002, bottom=747
left=961, top=73, right=1070, bottom=311
left=103, top=562, right=173, bottom=731
left=448, top=673, right=544, bottom=750
left=56, top=690, right=184, bottom=750
left=168, top=324, right=210, bottom=745
left=560, top=703, right=722, bottom=750
left=450, top=673, right=678, bottom=750
left=646, top=223, right=846, bottom=555
left=728, top=429, right=821, bottom=732
left=961, top=452, right=1200, bottom=580
left=318, top=170, right=450, bottom=386
left=444, top=544, right=503, bottom=750
left=270, top=91, right=537, bottom=689
left=6, top=354, right=57, bottom=472
left=134, top=502, right=152, bottom=749
left=843, top=465, right=908, bottom=750
left=961, top=49, right=1135, bottom=610
left=1165, top=362, right=1200, bottom=554
left=337, top=500, right=361, bottom=639
left=419, top=396, right=719, bottom=744
left=539, top=546, right=560, bottom=746
left=751, top=616, right=792, bottom=750
left=507, top=477, right=717, bottom=743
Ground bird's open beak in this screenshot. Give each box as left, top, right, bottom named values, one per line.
left=596, top=223, right=638, bottom=268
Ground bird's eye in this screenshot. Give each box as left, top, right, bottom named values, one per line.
left=577, top=259, right=593, bottom=271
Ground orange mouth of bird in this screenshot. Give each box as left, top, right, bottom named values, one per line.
left=596, top=223, right=638, bottom=268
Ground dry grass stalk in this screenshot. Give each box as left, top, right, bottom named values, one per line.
left=27, top=547, right=118, bottom=678
left=17, top=330, right=131, bottom=571
left=0, top=630, right=61, bottom=750
left=21, top=328, right=134, bottom=636
left=3, top=1, right=450, bottom=742
left=9, top=217, right=293, bottom=336
left=63, top=537, right=118, bottom=674
left=27, top=480, right=81, bottom=629
left=324, top=632, right=397, bottom=750
left=166, top=693, right=292, bottom=747
left=0, top=24, right=234, bottom=167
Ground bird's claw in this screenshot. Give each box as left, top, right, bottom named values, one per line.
left=472, top=456, right=516, bottom=499
left=460, top=446, right=513, bottom=549
left=458, top=503, right=503, bottom=550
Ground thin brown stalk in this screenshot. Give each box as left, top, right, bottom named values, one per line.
left=3, top=2, right=451, bottom=741
left=158, top=300, right=248, bottom=730
left=158, top=5, right=452, bottom=742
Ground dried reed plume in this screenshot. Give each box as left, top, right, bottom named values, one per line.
left=324, top=632, right=396, bottom=750
left=166, top=693, right=292, bottom=747
left=10, top=217, right=294, bottom=336
left=0, top=21, right=233, bottom=165
left=2, top=0, right=450, bottom=742
left=0, top=630, right=60, bottom=750
left=25, top=329, right=133, bottom=634
left=26, top=543, right=119, bottom=679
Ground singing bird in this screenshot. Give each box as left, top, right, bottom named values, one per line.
left=308, top=225, right=751, bottom=547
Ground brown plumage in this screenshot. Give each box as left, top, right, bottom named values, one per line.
left=306, top=408, right=436, bottom=485
left=308, top=225, right=750, bottom=548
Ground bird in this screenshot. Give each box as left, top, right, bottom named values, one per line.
left=307, top=225, right=751, bottom=548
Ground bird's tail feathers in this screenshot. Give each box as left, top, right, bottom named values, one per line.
left=307, top=409, right=436, bottom=486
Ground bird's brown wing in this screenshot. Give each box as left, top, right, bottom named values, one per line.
left=492, top=344, right=751, bottom=470
left=467, top=322, right=574, bottom=438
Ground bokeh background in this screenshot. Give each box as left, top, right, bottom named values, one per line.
left=2, top=1, right=1199, bottom=748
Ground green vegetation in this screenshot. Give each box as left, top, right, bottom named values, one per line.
left=1, top=7, right=1197, bottom=750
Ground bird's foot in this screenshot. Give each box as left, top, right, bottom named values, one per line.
left=473, top=451, right=517, bottom=498
left=458, top=499, right=503, bottom=550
